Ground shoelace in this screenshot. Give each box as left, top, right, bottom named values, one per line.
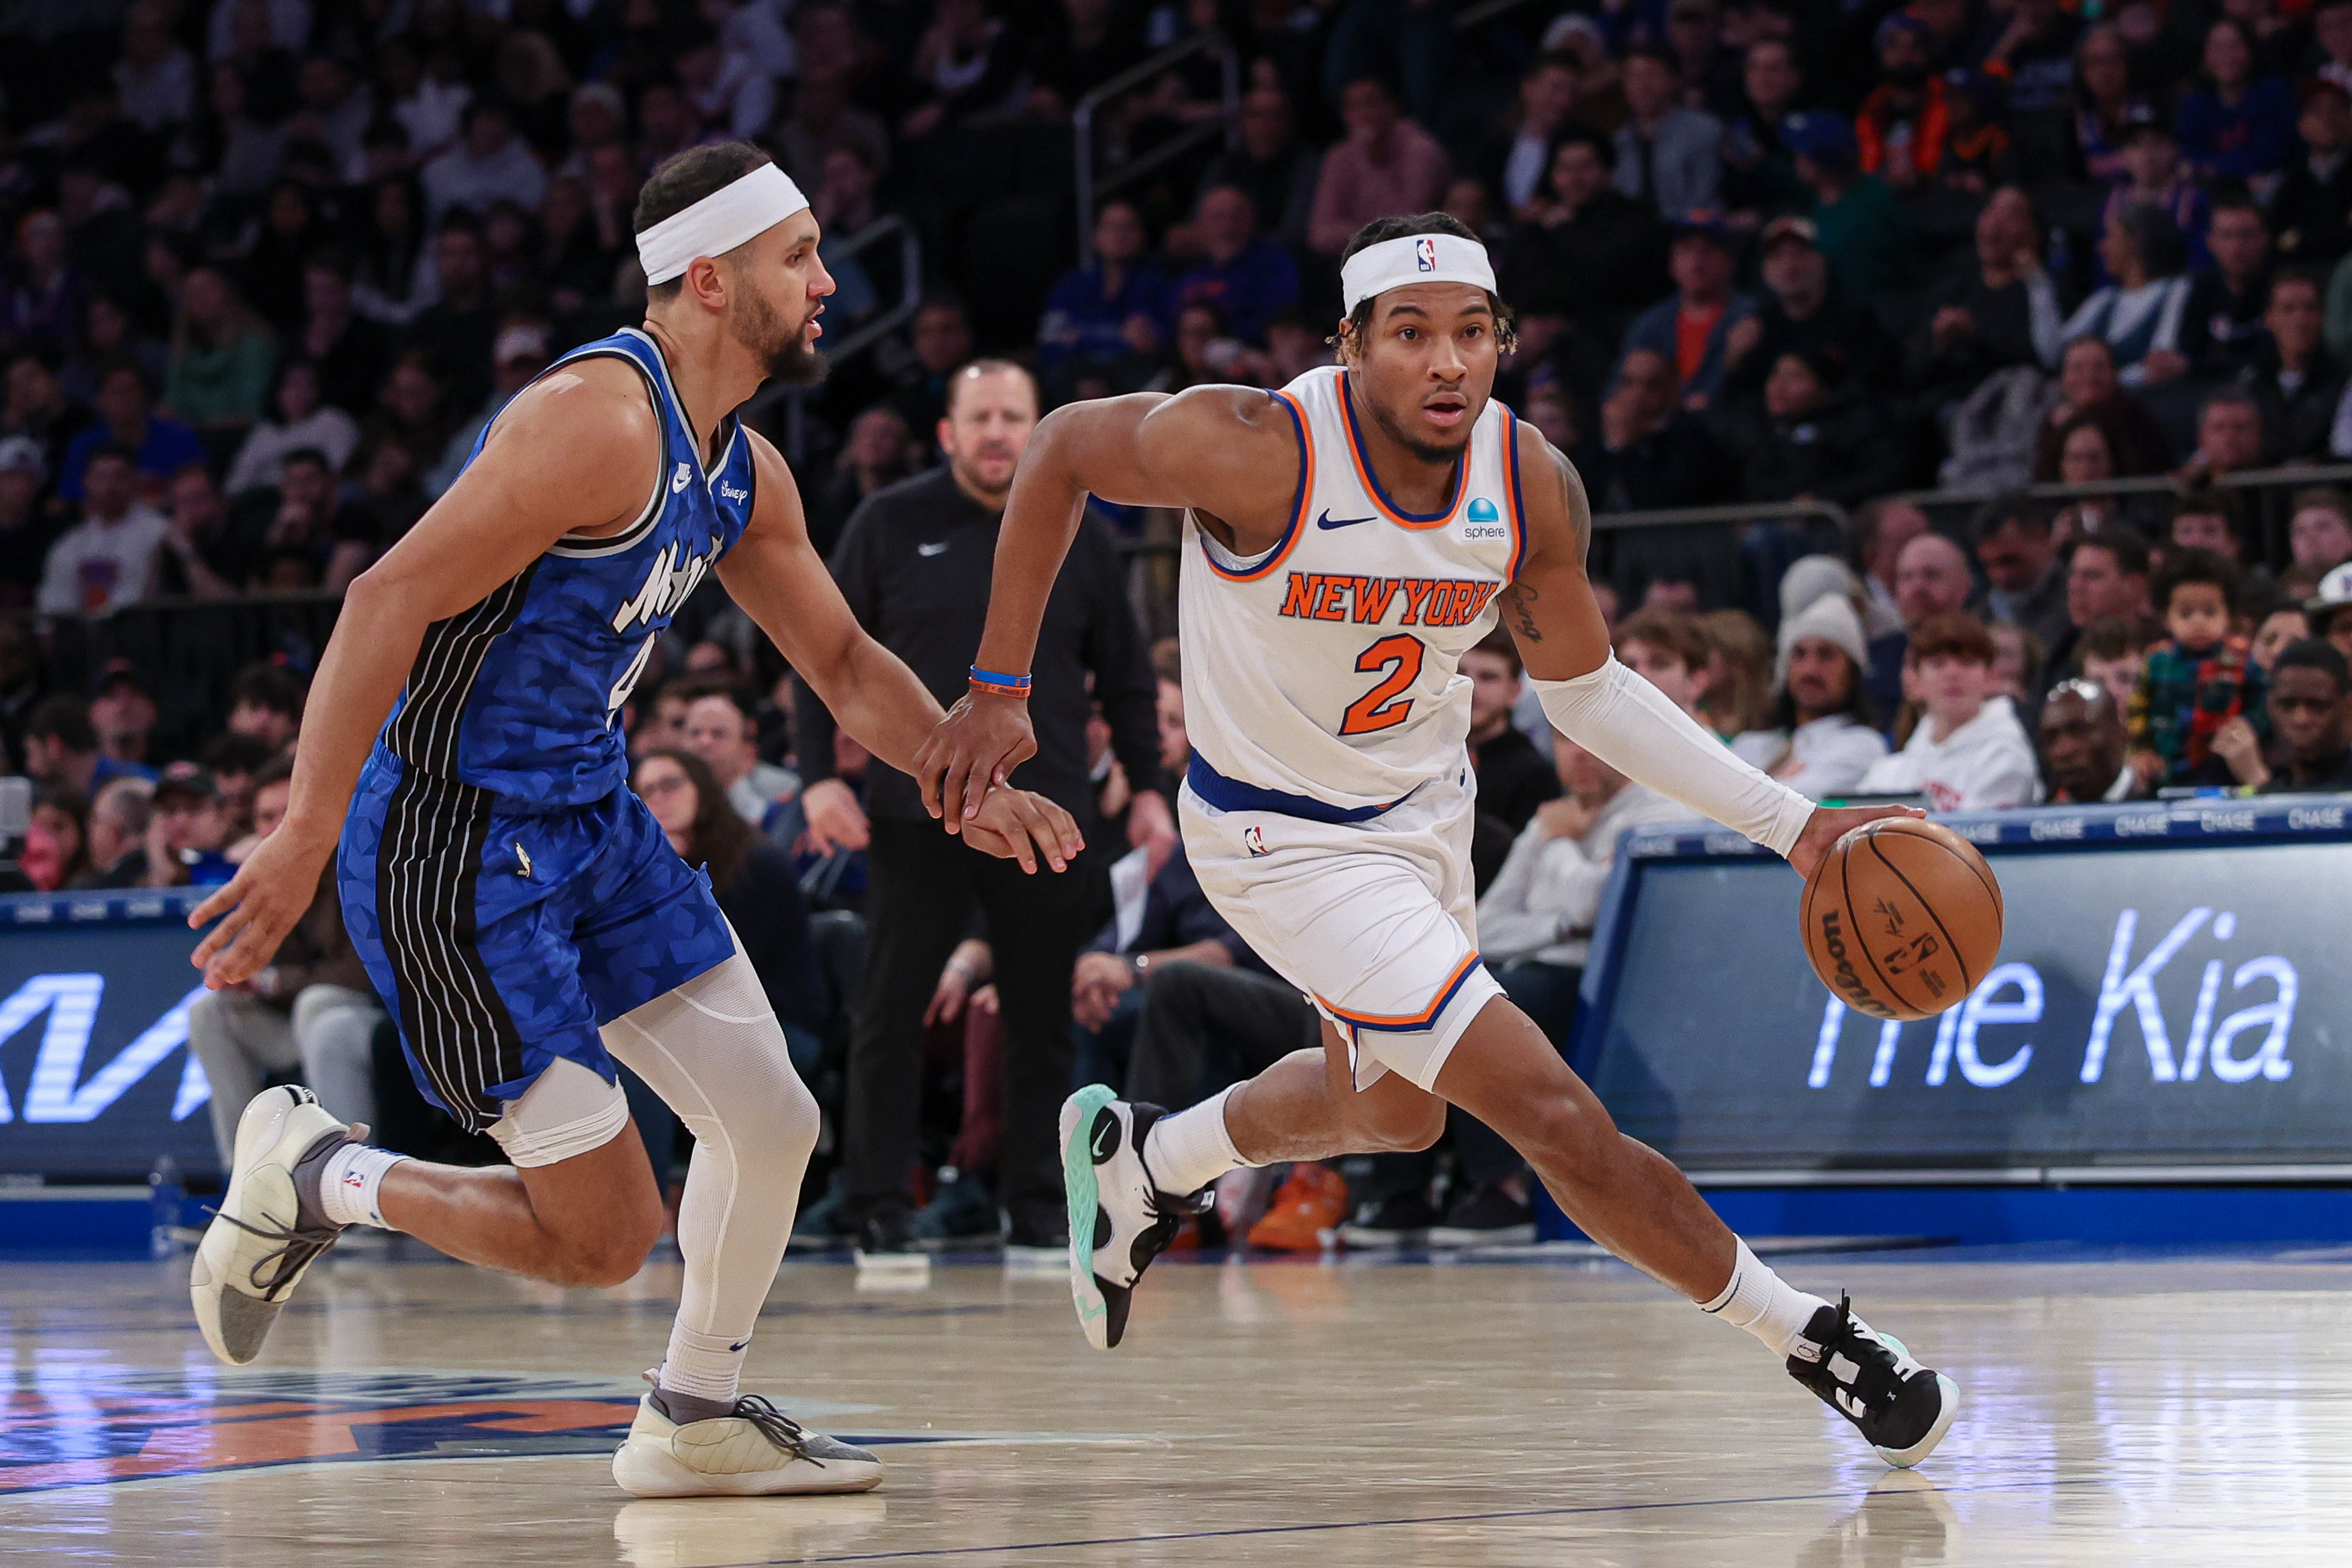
left=203, top=1204, right=342, bottom=1300
left=1820, top=1293, right=1912, bottom=1414
left=728, top=1394, right=823, bottom=1466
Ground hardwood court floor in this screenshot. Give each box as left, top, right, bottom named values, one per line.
left=5, top=1243, right=2352, bottom=1566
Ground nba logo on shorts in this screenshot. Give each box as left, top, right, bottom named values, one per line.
left=1414, top=238, right=1436, bottom=273
left=1245, top=824, right=1271, bottom=856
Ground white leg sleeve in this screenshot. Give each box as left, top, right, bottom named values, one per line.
left=1533, top=655, right=1816, bottom=857
left=599, top=945, right=820, bottom=1405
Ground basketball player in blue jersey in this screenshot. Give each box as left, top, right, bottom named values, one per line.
left=920, top=213, right=1963, bottom=1469
left=181, top=142, right=1081, bottom=1499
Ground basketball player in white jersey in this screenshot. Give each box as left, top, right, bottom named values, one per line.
left=184, top=144, right=1081, bottom=1498
left=917, top=214, right=1959, bottom=1468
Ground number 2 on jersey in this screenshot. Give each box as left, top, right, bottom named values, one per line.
left=1340, top=634, right=1426, bottom=736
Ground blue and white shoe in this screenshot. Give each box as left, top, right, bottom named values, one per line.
left=1785, top=1294, right=1961, bottom=1468
left=1060, top=1086, right=1204, bottom=1351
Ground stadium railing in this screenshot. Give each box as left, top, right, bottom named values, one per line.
left=44, top=592, right=344, bottom=761
left=1107, top=496, right=1855, bottom=562
left=1073, top=34, right=1242, bottom=266
left=1895, top=462, right=2352, bottom=563
left=752, top=213, right=926, bottom=466
left=42, top=459, right=2347, bottom=726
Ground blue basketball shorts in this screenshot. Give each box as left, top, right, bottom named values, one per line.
left=338, top=752, right=736, bottom=1131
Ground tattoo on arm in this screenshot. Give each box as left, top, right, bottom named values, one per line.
left=1550, top=444, right=1593, bottom=568
left=1502, top=581, right=1542, bottom=642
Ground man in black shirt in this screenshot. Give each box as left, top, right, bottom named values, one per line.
left=403, top=215, right=500, bottom=415
left=2250, top=638, right=2352, bottom=793
left=2179, top=196, right=2275, bottom=380
left=796, top=360, right=1165, bottom=1258
left=2270, top=79, right=2352, bottom=268
left=1906, top=187, right=2061, bottom=399
left=1722, top=217, right=1898, bottom=401
left=1461, top=628, right=1559, bottom=840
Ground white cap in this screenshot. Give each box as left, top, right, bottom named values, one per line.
left=1777, top=553, right=1863, bottom=626
left=1774, top=591, right=1870, bottom=691
left=2310, top=560, right=2352, bottom=621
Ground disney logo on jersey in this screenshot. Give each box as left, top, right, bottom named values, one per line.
left=718, top=481, right=750, bottom=504
left=610, top=536, right=720, bottom=634
left=1277, top=571, right=1500, bottom=629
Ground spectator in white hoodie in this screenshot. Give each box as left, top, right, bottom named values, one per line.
left=1477, top=732, right=1696, bottom=1043
left=1857, top=611, right=2042, bottom=809
left=1732, top=591, right=1890, bottom=799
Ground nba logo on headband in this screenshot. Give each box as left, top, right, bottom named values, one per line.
left=1338, top=230, right=1498, bottom=313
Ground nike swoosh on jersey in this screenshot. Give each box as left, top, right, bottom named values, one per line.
left=1316, top=509, right=1375, bottom=530
left=918, top=541, right=950, bottom=556
left=671, top=462, right=691, bottom=493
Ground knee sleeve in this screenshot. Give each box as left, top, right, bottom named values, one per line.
left=487, top=1056, right=631, bottom=1168
left=600, top=950, right=820, bottom=1162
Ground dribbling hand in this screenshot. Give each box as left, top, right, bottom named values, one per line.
left=956, top=787, right=1084, bottom=874
left=1786, top=803, right=1926, bottom=881
left=187, top=825, right=335, bottom=989
left=914, top=691, right=1037, bottom=833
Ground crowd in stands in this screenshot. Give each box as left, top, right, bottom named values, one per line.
left=8, top=0, right=2352, bottom=1255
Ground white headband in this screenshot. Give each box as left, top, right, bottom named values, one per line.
left=1340, top=232, right=1497, bottom=314
left=635, top=163, right=811, bottom=286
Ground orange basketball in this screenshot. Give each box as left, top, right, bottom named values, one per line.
left=1800, top=818, right=2004, bottom=1022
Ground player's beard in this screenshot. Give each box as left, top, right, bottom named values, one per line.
left=1364, top=388, right=1476, bottom=467
left=733, top=287, right=829, bottom=387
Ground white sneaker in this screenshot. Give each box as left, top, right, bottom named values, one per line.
left=188, top=1086, right=353, bottom=1367
left=611, top=1391, right=883, bottom=1498
left=1060, top=1086, right=1203, bottom=1351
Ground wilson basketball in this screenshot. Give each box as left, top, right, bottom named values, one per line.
left=1800, top=818, right=2004, bottom=1022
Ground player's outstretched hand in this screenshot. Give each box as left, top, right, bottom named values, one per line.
left=957, top=788, right=1083, bottom=874
left=1785, top=803, right=1926, bottom=881
left=187, top=825, right=334, bottom=989
left=915, top=691, right=1038, bottom=834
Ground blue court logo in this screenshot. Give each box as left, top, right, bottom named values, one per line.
left=1466, top=498, right=1500, bottom=524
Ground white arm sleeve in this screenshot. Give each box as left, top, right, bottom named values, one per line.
left=1533, top=655, right=1817, bottom=858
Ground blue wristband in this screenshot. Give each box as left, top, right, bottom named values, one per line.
left=969, top=665, right=1032, bottom=696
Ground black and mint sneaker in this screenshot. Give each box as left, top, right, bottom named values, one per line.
left=1060, top=1086, right=1206, bottom=1350
left=1427, top=1183, right=1534, bottom=1248
left=1785, top=1294, right=1960, bottom=1468
left=1338, top=1192, right=1440, bottom=1249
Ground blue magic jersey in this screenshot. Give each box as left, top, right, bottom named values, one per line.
left=377, top=327, right=756, bottom=810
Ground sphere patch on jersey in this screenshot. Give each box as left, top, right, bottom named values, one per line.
left=1465, top=497, right=1500, bottom=524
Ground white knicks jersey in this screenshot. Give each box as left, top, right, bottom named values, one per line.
left=1179, top=363, right=1528, bottom=816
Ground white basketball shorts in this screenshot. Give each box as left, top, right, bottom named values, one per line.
left=1179, top=766, right=1504, bottom=1092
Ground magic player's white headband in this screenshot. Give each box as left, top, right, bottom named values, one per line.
left=635, top=163, right=811, bottom=286
left=1339, top=232, right=1497, bottom=314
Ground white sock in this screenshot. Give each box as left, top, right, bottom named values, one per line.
left=1700, top=1238, right=1831, bottom=1359
left=315, top=1143, right=409, bottom=1230
left=1142, top=1087, right=1260, bottom=1195
left=658, top=1324, right=746, bottom=1406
